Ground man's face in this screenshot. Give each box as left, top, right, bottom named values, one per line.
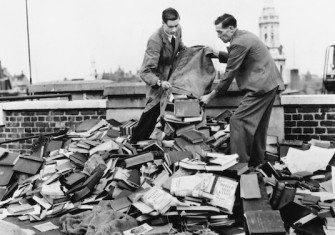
left=216, top=24, right=233, bottom=43
left=163, top=18, right=180, bottom=36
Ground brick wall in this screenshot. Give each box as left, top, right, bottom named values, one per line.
left=0, top=109, right=106, bottom=154
left=282, top=95, right=335, bottom=142
left=0, top=100, right=107, bottom=154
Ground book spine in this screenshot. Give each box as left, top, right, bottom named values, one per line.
left=211, top=134, right=230, bottom=148
left=270, top=181, right=285, bottom=209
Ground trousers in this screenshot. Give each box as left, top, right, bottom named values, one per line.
left=130, top=102, right=160, bottom=144
left=230, top=86, right=278, bottom=167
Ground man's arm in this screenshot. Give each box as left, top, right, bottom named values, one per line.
left=218, top=51, right=229, bottom=63
left=214, top=44, right=248, bottom=94
left=200, top=44, right=248, bottom=104
left=140, top=39, right=162, bottom=86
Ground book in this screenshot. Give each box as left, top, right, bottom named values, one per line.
left=209, top=175, right=238, bottom=214
left=215, top=110, right=232, bottom=122
left=143, top=143, right=164, bottom=152
left=266, top=135, right=279, bottom=154
left=124, top=152, right=154, bottom=168
left=183, top=110, right=204, bottom=123
left=106, top=128, right=120, bottom=138
left=86, top=119, right=109, bottom=134
left=174, top=99, right=201, bottom=117
left=277, top=186, right=296, bottom=210
left=211, top=134, right=230, bottom=148
left=240, top=174, right=261, bottom=199
left=76, top=119, right=100, bottom=132
left=44, top=140, right=63, bottom=158
left=89, top=139, right=119, bottom=155
left=141, top=187, right=174, bottom=214
left=174, top=137, right=193, bottom=151
left=42, top=194, right=69, bottom=205
left=170, top=173, right=215, bottom=197
left=13, top=156, right=44, bottom=175
left=326, top=217, right=335, bottom=230
left=32, top=195, right=52, bottom=209
left=178, top=158, right=237, bottom=172
left=0, top=151, right=20, bottom=165
left=176, top=205, right=220, bottom=214
left=0, top=147, right=8, bottom=159
left=207, top=153, right=239, bottom=167
left=163, top=121, right=176, bottom=137
left=270, top=181, right=286, bottom=209
left=68, top=146, right=89, bottom=154
left=222, top=162, right=249, bottom=178
left=259, top=161, right=281, bottom=179
left=176, top=124, right=196, bottom=137
left=301, top=194, right=320, bottom=205
left=0, top=165, right=14, bottom=186
left=81, top=139, right=100, bottom=147
left=196, top=128, right=211, bottom=140
left=7, top=203, right=35, bottom=215
left=164, top=111, right=184, bottom=124
left=180, top=130, right=204, bottom=144
left=244, top=210, right=286, bottom=235
left=107, top=118, right=123, bottom=128
left=76, top=141, right=91, bottom=150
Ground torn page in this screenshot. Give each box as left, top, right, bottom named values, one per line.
left=283, top=145, right=335, bottom=174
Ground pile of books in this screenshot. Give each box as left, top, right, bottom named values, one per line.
left=0, top=114, right=316, bottom=235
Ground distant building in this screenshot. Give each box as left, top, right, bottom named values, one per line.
left=97, top=67, right=141, bottom=83
left=301, top=71, right=322, bottom=94
left=284, top=69, right=322, bottom=94
left=0, top=61, right=29, bottom=95
left=290, top=69, right=300, bottom=91
left=259, top=0, right=287, bottom=84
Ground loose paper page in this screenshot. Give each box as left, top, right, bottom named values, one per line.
left=33, top=222, right=58, bottom=232
left=284, top=146, right=335, bottom=174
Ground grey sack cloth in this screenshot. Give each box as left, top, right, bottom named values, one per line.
left=168, top=45, right=216, bottom=98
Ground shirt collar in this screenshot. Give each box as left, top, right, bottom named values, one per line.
left=163, top=28, right=175, bottom=42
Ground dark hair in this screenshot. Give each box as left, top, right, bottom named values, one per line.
left=162, top=7, right=180, bottom=23
left=214, top=13, right=237, bottom=28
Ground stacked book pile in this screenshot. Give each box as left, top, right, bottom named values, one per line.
left=3, top=115, right=335, bottom=235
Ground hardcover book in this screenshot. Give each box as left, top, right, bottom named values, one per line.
left=244, top=210, right=286, bottom=235
left=209, top=175, right=238, bottom=214
left=222, top=162, right=249, bottom=178
left=180, top=130, right=204, bottom=144
left=174, top=99, right=201, bottom=117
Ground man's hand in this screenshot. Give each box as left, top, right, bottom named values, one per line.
left=205, top=46, right=220, bottom=58
left=200, top=90, right=217, bottom=107
left=161, top=81, right=171, bottom=90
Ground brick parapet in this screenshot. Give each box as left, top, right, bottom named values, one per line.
left=0, top=100, right=107, bottom=154
left=282, top=95, right=335, bottom=141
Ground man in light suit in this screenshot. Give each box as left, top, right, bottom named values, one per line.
left=130, top=7, right=186, bottom=144
left=201, top=13, right=284, bottom=167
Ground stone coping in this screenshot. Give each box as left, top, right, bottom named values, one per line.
left=281, top=94, right=335, bottom=105
left=28, top=80, right=114, bottom=93
left=103, top=82, right=146, bottom=96
left=0, top=99, right=107, bottom=110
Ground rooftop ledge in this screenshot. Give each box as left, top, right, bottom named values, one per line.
left=281, top=94, right=335, bottom=105
left=28, top=80, right=115, bottom=93
left=0, top=99, right=107, bottom=110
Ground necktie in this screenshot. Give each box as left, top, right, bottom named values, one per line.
left=171, top=37, right=175, bottom=51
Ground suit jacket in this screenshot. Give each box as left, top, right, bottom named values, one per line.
left=140, top=26, right=185, bottom=112
left=215, top=29, right=284, bottom=95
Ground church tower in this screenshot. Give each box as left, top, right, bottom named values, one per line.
left=259, top=0, right=286, bottom=76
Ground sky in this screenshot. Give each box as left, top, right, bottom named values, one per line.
left=0, top=0, right=335, bottom=83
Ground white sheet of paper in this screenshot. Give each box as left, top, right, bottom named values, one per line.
left=284, top=145, right=335, bottom=174
left=33, top=222, right=58, bottom=232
